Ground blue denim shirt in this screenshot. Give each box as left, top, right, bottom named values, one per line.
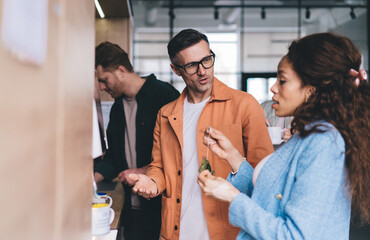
left=228, top=122, right=351, bottom=240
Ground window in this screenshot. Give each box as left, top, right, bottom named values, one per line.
left=242, top=73, right=277, bottom=103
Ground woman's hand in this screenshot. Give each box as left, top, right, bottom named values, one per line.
left=203, top=127, right=244, bottom=172
left=198, top=170, right=240, bottom=203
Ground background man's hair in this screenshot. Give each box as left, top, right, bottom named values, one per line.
left=95, top=41, right=133, bottom=72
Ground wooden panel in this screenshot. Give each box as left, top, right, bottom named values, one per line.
left=0, top=0, right=94, bottom=239
left=56, top=0, right=95, bottom=239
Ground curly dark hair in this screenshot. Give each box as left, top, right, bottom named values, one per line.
left=287, top=32, right=370, bottom=225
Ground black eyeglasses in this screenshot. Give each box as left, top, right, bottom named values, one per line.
left=173, top=51, right=216, bottom=75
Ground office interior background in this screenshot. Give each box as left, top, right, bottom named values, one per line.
left=0, top=0, right=368, bottom=239
left=98, top=2, right=370, bottom=239
left=129, top=0, right=368, bottom=102
left=97, top=0, right=368, bottom=129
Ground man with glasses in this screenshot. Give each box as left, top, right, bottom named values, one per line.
left=129, top=29, right=273, bottom=240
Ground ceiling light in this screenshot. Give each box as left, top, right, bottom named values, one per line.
left=214, top=7, right=219, bottom=20
left=94, top=0, right=105, bottom=18
left=146, top=7, right=158, bottom=25
left=305, top=7, right=311, bottom=19
left=224, top=8, right=240, bottom=24
left=261, top=7, right=266, bottom=20
left=349, top=7, right=356, bottom=19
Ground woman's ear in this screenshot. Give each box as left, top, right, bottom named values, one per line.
left=305, top=86, right=316, bottom=102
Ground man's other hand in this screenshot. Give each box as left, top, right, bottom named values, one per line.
left=128, top=173, right=158, bottom=200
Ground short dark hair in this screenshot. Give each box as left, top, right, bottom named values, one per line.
left=167, top=29, right=209, bottom=63
left=95, top=41, right=133, bottom=72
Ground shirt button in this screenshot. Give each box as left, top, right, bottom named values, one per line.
left=177, top=198, right=180, bottom=203
left=275, top=194, right=283, bottom=200
left=174, top=225, right=178, bottom=230
left=178, top=170, right=181, bottom=175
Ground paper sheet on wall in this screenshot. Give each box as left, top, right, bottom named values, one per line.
left=1, top=0, right=48, bottom=65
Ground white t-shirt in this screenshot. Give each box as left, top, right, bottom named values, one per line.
left=122, top=97, right=140, bottom=209
left=180, top=96, right=210, bottom=240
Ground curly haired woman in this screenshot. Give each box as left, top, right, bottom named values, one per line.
left=198, top=32, right=369, bottom=239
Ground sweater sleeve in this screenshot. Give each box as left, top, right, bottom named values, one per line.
left=228, top=130, right=349, bottom=239
left=227, top=160, right=254, bottom=197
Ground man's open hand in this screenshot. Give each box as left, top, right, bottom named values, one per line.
left=129, top=174, right=158, bottom=199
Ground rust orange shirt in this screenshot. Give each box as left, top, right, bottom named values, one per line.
left=147, top=78, right=273, bottom=240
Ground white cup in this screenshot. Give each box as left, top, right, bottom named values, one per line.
left=268, top=127, right=284, bottom=145
left=93, top=194, right=113, bottom=206
left=91, top=203, right=115, bottom=236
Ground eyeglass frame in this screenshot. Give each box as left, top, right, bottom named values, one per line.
left=172, top=51, right=216, bottom=75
